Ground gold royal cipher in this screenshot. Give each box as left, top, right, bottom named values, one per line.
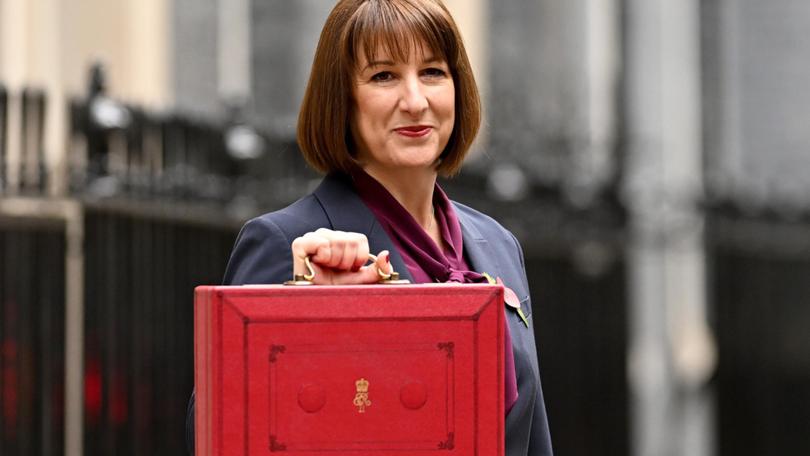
left=353, top=378, right=371, bottom=413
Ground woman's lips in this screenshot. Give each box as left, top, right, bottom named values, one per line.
left=394, top=126, right=432, bottom=138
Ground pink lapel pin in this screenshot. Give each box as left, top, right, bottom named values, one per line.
left=496, top=277, right=530, bottom=328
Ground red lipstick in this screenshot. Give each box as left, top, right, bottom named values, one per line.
left=395, top=125, right=432, bottom=138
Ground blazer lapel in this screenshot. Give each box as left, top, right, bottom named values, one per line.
left=313, top=174, right=413, bottom=282
left=453, top=202, right=503, bottom=279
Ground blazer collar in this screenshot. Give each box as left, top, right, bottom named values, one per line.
left=454, top=202, right=503, bottom=279
left=313, top=173, right=413, bottom=282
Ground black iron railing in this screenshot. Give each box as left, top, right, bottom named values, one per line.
left=707, top=201, right=810, bottom=456
left=0, top=86, right=48, bottom=194
left=0, top=222, right=66, bottom=456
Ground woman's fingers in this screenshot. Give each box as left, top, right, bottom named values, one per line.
left=354, top=235, right=370, bottom=271
left=291, top=232, right=329, bottom=276
left=330, top=250, right=391, bottom=285
left=337, top=233, right=369, bottom=271
left=325, top=237, right=345, bottom=268
left=290, top=229, right=374, bottom=279
left=373, top=250, right=392, bottom=277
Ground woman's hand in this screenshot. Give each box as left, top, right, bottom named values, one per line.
left=290, top=228, right=392, bottom=284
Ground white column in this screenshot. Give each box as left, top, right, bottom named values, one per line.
left=443, top=0, right=489, bottom=99
left=624, top=1, right=715, bottom=456
left=442, top=0, right=489, bottom=152
left=34, top=0, right=68, bottom=196
left=560, top=0, right=621, bottom=205
left=126, top=0, right=172, bottom=109
left=0, top=0, right=27, bottom=85
left=0, top=0, right=27, bottom=193
left=582, top=0, right=619, bottom=197
left=218, top=0, right=251, bottom=104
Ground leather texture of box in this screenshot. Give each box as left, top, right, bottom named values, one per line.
left=195, top=284, right=504, bottom=455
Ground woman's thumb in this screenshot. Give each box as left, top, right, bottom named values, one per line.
left=356, top=250, right=392, bottom=284
left=374, top=250, right=392, bottom=278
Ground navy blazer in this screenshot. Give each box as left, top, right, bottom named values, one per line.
left=187, top=173, right=553, bottom=455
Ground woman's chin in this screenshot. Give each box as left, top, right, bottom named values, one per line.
left=390, top=157, right=441, bottom=171
left=363, top=150, right=440, bottom=172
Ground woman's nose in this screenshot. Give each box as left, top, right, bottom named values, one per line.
left=398, top=76, right=429, bottom=115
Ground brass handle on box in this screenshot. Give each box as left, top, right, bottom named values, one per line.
left=284, top=254, right=410, bottom=285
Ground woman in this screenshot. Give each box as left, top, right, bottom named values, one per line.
left=188, top=0, right=552, bottom=454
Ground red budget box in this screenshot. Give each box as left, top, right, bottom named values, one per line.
left=194, top=284, right=504, bottom=456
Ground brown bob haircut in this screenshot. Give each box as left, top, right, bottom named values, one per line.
left=297, top=0, right=481, bottom=177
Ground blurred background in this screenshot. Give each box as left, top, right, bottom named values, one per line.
left=2, top=0, right=810, bottom=455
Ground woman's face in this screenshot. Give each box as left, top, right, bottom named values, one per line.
left=351, top=41, right=455, bottom=175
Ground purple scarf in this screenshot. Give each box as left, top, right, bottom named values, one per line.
left=351, top=169, right=519, bottom=414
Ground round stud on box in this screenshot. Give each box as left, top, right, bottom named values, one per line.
left=298, top=383, right=327, bottom=413
left=399, top=381, right=428, bottom=410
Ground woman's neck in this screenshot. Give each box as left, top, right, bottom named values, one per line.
left=362, top=165, right=437, bottom=231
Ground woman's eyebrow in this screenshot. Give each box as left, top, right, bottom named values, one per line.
left=365, top=56, right=443, bottom=70
left=364, top=60, right=395, bottom=70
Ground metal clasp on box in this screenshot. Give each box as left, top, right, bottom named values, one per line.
left=284, top=254, right=410, bottom=285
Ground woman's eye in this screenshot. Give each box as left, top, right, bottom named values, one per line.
left=371, top=71, right=394, bottom=82
left=422, top=67, right=447, bottom=78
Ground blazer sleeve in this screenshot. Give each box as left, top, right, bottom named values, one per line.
left=510, top=232, right=553, bottom=456
left=223, top=215, right=294, bottom=285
